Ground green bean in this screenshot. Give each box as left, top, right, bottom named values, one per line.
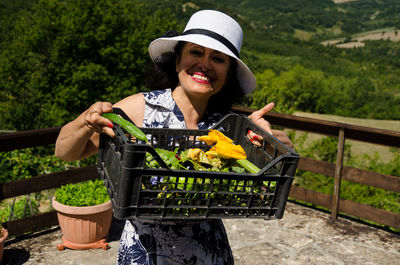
left=102, top=113, right=148, bottom=142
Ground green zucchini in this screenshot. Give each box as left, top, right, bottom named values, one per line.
left=102, top=113, right=148, bottom=142
left=236, top=159, right=261, bottom=173
left=237, top=159, right=273, bottom=188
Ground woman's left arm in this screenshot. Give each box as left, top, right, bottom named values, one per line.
left=247, top=102, right=294, bottom=149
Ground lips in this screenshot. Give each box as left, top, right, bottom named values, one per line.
left=191, top=72, right=210, bottom=84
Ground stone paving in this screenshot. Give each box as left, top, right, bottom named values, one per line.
left=3, top=202, right=400, bottom=265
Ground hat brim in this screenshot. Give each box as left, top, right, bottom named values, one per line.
left=149, top=35, right=256, bottom=94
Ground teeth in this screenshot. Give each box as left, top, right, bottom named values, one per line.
left=193, top=74, right=209, bottom=82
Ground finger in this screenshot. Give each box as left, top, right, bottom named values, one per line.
left=89, top=102, right=105, bottom=115
left=249, top=102, right=275, bottom=120
left=85, top=109, right=114, bottom=133
left=247, top=130, right=263, bottom=147
left=247, top=130, right=264, bottom=141
left=87, top=111, right=112, bottom=126
left=97, top=117, right=114, bottom=131
left=101, top=102, right=113, bottom=114
left=88, top=102, right=112, bottom=115
left=248, top=103, right=274, bottom=134
left=102, top=127, right=116, bottom=138
left=249, top=137, right=262, bottom=147
left=96, top=102, right=114, bottom=128
left=90, top=123, right=115, bottom=137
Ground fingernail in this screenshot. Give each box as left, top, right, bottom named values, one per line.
left=107, top=123, right=114, bottom=128
left=253, top=135, right=259, bottom=140
left=249, top=138, right=254, bottom=142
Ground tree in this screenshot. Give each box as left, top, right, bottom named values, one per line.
left=0, top=0, right=179, bottom=130
left=250, top=65, right=325, bottom=114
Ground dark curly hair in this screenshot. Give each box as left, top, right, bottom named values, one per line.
left=146, top=41, right=244, bottom=115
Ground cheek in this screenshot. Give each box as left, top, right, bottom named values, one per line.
left=218, top=66, right=230, bottom=84
left=176, top=60, right=191, bottom=75
left=175, top=60, right=181, bottom=73
left=175, top=55, right=184, bottom=73
left=176, top=52, right=194, bottom=73
left=220, top=60, right=232, bottom=81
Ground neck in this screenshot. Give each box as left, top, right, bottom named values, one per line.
left=172, top=87, right=209, bottom=129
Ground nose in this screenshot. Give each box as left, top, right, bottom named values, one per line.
left=199, top=55, right=211, bottom=71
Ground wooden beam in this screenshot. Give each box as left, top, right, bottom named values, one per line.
left=0, top=127, right=61, bottom=152
left=342, top=166, right=400, bottom=193
left=331, top=129, right=345, bottom=222
left=3, top=211, right=58, bottom=237
left=0, top=165, right=99, bottom=199
left=289, top=185, right=331, bottom=209
left=297, top=157, right=400, bottom=193
left=298, top=157, right=335, bottom=177
left=339, top=199, right=400, bottom=229
left=289, top=186, right=400, bottom=229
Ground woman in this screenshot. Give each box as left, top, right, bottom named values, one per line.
left=55, top=10, right=292, bottom=265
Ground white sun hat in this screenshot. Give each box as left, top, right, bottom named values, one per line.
left=148, top=10, right=256, bottom=94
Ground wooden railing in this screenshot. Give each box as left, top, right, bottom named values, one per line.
left=233, top=106, right=400, bottom=228
left=1, top=107, right=399, bottom=236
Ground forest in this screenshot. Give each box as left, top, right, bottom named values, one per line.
left=0, top=0, right=399, bottom=226
left=1, top=0, right=400, bottom=130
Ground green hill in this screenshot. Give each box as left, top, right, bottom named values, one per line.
left=1, top=0, right=400, bottom=130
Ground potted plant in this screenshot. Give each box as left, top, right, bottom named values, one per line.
left=52, top=179, right=112, bottom=251
left=0, top=225, right=8, bottom=263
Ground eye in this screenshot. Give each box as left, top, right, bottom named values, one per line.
left=189, top=49, right=203, bottom=56
left=212, top=56, right=225, bottom=63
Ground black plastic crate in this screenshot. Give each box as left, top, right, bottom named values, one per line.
left=97, top=113, right=299, bottom=220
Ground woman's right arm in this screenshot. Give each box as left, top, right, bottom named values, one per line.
left=54, top=102, right=115, bottom=161
left=55, top=94, right=145, bottom=162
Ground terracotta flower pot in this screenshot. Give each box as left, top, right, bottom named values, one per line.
left=0, top=227, right=9, bottom=263
left=52, top=198, right=112, bottom=250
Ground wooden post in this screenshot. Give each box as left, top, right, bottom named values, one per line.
left=330, top=128, right=345, bottom=222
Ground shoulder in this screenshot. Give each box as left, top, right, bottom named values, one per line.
left=113, top=93, right=145, bottom=127
left=143, top=89, right=175, bottom=111
left=143, top=89, right=172, bottom=102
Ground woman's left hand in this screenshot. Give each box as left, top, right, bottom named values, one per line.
left=248, top=102, right=294, bottom=149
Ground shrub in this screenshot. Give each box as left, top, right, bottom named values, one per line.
left=54, top=179, right=109, bottom=207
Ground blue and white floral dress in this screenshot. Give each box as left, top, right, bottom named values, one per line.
left=116, top=89, right=234, bottom=265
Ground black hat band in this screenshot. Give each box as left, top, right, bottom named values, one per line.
left=181, top=28, right=240, bottom=58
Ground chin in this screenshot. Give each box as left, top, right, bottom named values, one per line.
left=195, top=87, right=218, bottom=95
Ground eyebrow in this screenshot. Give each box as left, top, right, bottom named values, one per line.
left=189, top=44, right=226, bottom=55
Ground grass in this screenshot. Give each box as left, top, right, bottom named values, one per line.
left=321, top=27, right=400, bottom=47
left=291, top=112, right=400, bottom=162
left=352, top=27, right=397, bottom=38
left=293, top=29, right=314, bottom=41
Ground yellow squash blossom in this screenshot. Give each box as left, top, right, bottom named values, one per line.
left=198, top=130, right=233, bottom=145
left=207, top=141, right=246, bottom=159
left=198, top=130, right=247, bottom=160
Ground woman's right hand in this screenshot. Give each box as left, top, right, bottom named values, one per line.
left=247, top=102, right=294, bottom=149
left=83, top=102, right=115, bottom=138
left=55, top=101, right=115, bottom=161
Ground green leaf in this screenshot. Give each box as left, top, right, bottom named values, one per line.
left=55, top=179, right=109, bottom=207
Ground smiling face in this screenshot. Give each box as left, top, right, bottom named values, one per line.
left=175, top=42, right=232, bottom=98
